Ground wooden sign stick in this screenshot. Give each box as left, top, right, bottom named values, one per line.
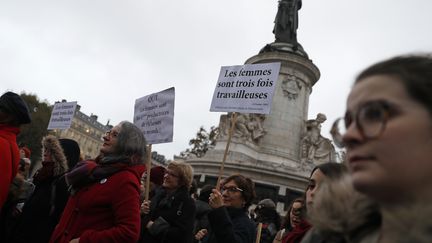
left=216, top=112, right=238, bottom=190
left=144, top=144, right=152, bottom=201
left=255, top=222, right=263, bottom=243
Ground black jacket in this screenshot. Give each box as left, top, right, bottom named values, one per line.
left=140, top=186, right=196, bottom=243
left=207, top=206, right=256, bottom=243
left=193, top=199, right=212, bottom=243
left=11, top=175, right=69, bottom=243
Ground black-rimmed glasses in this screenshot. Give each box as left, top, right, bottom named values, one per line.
left=331, top=100, right=394, bottom=148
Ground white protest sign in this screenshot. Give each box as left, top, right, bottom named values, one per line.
left=134, top=87, right=175, bottom=144
left=210, top=62, right=280, bottom=114
left=47, top=101, right=77, bottom=130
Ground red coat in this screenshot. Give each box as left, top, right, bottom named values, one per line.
left=49, top=164, right=145, bottom=243
left=0, top=124, right=20, bottom=209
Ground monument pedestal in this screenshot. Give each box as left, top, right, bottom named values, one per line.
left=186, top=49, right=329, bottom=213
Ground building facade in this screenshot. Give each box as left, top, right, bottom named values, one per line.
left=56, top=103, right=110, bottom=159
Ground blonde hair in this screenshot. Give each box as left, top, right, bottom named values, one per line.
left=167, top=161, right=194, bottom=189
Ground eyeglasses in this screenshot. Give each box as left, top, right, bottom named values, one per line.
left=221, top=186, right=243, bottom=194
left=105, top=130, right=119, bottom=138
left=331, top=100, right=396, bottom=148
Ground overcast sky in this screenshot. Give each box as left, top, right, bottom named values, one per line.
left=1, top=0, right=431, bottom=159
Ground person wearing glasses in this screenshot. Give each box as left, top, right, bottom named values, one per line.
left=49, top=121, right=146, bottom=243
left=139, top=161, right=196, bottom=243
left=201, top=174, right=256, bottom=243
left=329, top=54, right=432, bottom=242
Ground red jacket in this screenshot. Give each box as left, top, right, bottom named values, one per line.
left=0, top=124, right=20, bottom=209
left=49, top=164, right=145, bottom=243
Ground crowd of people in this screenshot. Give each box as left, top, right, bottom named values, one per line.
left=1, top=53, right=432, bottom=242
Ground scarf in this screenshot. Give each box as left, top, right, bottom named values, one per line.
left=66, top=155, right=131, bottom=194
left=282, top=220, right=312, bottom=243
left=33, top=161, right=55, bottom=185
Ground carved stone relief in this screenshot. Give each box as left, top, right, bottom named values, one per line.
left=218, top=113, right=266, bottom=144
left=281, top=74, right=302, bottom=100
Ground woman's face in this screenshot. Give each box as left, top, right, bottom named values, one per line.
left=101, top=124, right=120, bottom=155
left=162, top=168, right=181, bottom=190
left=43, top=149, right=52, bottom=162
left=305, top=169, right=325, bottom=210
left=289, top=201, right=303, bottom=227
left=222, top=180, right=245, bottom=208
left=344, top=75, right=432, bottom=202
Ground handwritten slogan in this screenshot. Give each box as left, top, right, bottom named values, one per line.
left=134, top=87, right=175, bottom=144
left=47, top=101, right=77, bottom=130
left=210, top=62, right=280, bottom=114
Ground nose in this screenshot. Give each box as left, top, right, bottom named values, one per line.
left=342, top=121, right=363, bottom=149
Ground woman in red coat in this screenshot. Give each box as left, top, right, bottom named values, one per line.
left=0, top=91, right=31, bottom=210
left=49, top=121, right=146, bottom=243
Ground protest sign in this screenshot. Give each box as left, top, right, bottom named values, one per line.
left=47, top=101, right=77, bottom=130
left=134, top=87, right=175, bottom=144
left=210, top=62, right=281, bottom=114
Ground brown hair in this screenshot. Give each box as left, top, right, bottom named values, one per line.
left=223, top=174, right=256, bottom=209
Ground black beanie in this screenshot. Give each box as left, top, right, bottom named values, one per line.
left=0, top=92, right=31, bottom=124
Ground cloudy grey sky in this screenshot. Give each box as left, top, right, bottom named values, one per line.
left=1, top=0, right=431, bottom=159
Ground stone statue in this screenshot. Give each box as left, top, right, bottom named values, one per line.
left=247, top=114, right=266, bottom=141
left=300, top=113, right=335, bottom=165
left=273, top=0, right=302, bottom=44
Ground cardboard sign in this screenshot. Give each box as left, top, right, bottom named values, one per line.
left=47, top=101, right=77, bottom=130
left=210, top=62, right=280, bottom=114
left=134, top=87, right=175, bottom=144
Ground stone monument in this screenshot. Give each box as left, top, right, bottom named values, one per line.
left=185, top=0, right=336, bottom=213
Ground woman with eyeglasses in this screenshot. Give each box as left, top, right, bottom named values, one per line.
left=329, top=54, right=432, bottom=242
left=139, top=161, right=196, bottom=243
left=199, top=174, right=256, bottom=243
left=49, top=121, right=146, bottom=243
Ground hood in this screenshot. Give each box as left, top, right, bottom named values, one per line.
left=42, top=135, right=68, bottom=176
left=307, top=174, right=381, bottom=241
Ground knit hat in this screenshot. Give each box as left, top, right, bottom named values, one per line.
left=257, top=198, right=276, bottom=209
left=59, top=138, right=81, bottom=170
left=150, top=166, right=166, bottom=186
left=0, top=92, right=31, bottom=124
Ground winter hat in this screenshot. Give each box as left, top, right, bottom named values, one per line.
left=150, top=166, right=166, bottom=186
left=0, top=91, right=31, bottom=124
left=257, top=198, right=276, bottom=209
left=59, top=138, right=81, bottom=170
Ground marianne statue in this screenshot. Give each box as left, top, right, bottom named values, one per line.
left=273, top=0, right=302, bottom=45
